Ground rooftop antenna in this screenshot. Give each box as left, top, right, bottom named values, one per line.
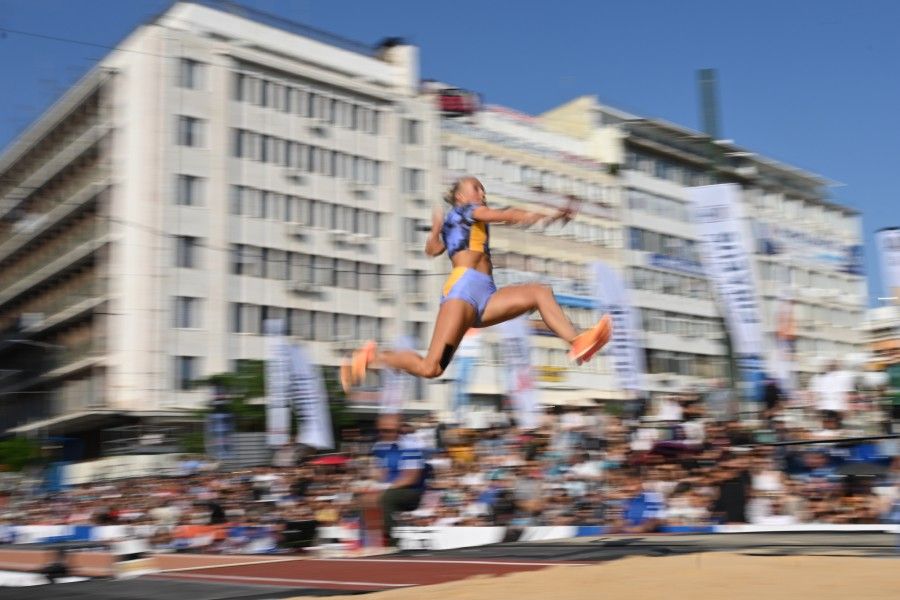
left=698, top=68, right=721, bottom=141
left=698, top=68, right=725, bottom=183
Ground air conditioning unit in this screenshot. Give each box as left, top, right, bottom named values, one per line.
left=332, top=339, right=359, bottom=354
left=329, top=229, right=351, bottom=243
left=376, top=289, right=395, bottom=302
left=288, top=223, right=308, bottom=238
left=347, top=180, right=374, bottom=194
left=288, top=280, right=319, bottom=295
left=407, top=293, right=428, bottom=306
left=349, top=232, right=372, bottom=246
left=283, top=168, right=307, bottom=183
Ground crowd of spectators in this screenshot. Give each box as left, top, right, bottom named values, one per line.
left=0, top=380, right=897, bottom=552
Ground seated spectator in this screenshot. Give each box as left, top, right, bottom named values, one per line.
left=609, top=475, right=664, bottom=533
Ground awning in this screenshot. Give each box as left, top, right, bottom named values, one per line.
left=7, top=410, right=121, bottom=435
left=6, top=409, right=192, bottom=435
left=538, top=389, right=631, bottom=407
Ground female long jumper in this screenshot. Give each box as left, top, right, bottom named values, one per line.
left=342, top=177, right=612, bottom=391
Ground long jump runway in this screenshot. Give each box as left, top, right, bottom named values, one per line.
left=6, top=532, right=896, bottom=599
left=145, top=555, right=577, bottom=591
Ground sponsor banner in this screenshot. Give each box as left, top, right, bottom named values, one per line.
left=443, top=169, right=614, bottom=220
left=646, top=253, right=705, bottom=276
left=7, top=523, right=898, bottom=555
left=264, top=319, right=291, bottom=447
left=289, top=345, right=334, bottom=450
left=381, top=336, right=417, bottom=415
left=493, top=268, right=594, bottom=298
left=877, top=227, right=900, bottom=298
left=752, top=220, right=864, bottom=274
left=394, top=526, right=506, bottom=551
left=689, top=185, right=767, bottom=391
left=516, top=526, right=578, bottom=542
left=591, top=262, right=645, bottom=391
left=444, top=110, right=604, bottom=171
left=498, top=316, right=540, bottom=429
left=713, top=524, right=899, bottom=534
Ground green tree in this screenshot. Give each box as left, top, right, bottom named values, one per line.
left=196, top=359, right=266, bottom=432
left=196, top=361, right=356, bottom=442
left=0, top=437, right=43, bottom=472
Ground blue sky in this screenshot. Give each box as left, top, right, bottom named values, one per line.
left=1, top=0, right=897, bottom=304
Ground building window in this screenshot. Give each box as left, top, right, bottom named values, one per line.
left=231, top=244, right=261, bottom=277
left=314, top=312, right=335, bottom=341
left=290, top=309, right=313, bottom=339
left=314, top=256, right=335, bottom=286
left=402, top=119, right=423, bottom=144
left=173, top=296, right=200, bottom=328
left=359, top=263, right=380, bottom=291
left=232, top=73, right=245, bottom=101
left=177, top=116, right=204, bottom=147
left=175, top=236, right=200, bottom=268
left=402, top=168, right=424, bottom=193
left=232, top=129, right=244, bottom=158
left=174, top=356, right=199, bottom=390
left=175, top=174, right=203, bottom=206
left=231, top=302, right=244, bottom=333
left=178, top=58, right=203, bottom=89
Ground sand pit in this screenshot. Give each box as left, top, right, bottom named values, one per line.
left=290, top=553, right=899, bottom=600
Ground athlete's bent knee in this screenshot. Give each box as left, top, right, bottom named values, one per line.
left=420, top=361, right=444, bottom=379
left=534, top=283, right=553, bottom=298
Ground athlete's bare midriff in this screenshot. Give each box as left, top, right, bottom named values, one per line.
left=450, top=249, right=492, bottom=276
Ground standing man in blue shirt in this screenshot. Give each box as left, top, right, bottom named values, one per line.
left=369, top=414, right=426, bottom=547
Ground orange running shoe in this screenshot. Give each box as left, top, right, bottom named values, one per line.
left=351, top=340, right=377, bottom=386
left=568, top=314, right=613, bottom=365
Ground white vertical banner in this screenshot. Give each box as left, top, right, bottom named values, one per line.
left=264, top=319, right=291, bottom=447
left=689, top=184, right=767, bottom=388
left=289, top=345, right=334, bottom=450
left=380, top=336, right=416, bottom=415
left=498, top=316, right=539, bottom=430
left=590, top=261, right=645, bottom=391
left=451, top=329, right=481, bottom=423
left=876, top=227, right=900, bottom=299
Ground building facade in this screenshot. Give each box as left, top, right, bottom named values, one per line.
left=541, top=96, right=866, bottom=395
left=0, top=1, right=441, bottom=438
left=0, top=1, right=869, bottom=442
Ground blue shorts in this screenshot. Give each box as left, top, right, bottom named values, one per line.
left=441, top=267, right=497, bottom=324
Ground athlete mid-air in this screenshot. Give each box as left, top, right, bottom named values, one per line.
left=342, top=176, right=612, bottom=391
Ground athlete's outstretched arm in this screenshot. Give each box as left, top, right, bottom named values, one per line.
left=472, top=205, right=570, bottom=227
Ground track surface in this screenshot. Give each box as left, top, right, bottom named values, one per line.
left=8, top=531, right=897, bottom=599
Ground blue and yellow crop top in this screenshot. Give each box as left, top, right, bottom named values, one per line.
left=441, top=204, right=490, bottom=259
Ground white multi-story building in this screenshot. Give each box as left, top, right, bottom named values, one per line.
left=542, top=97, right=867, bottom=393
left=0, top=1, right=440, bottom=438
left=436, top=101, right=625, bottom=414
left=863, top=305, right=899, bottom=371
